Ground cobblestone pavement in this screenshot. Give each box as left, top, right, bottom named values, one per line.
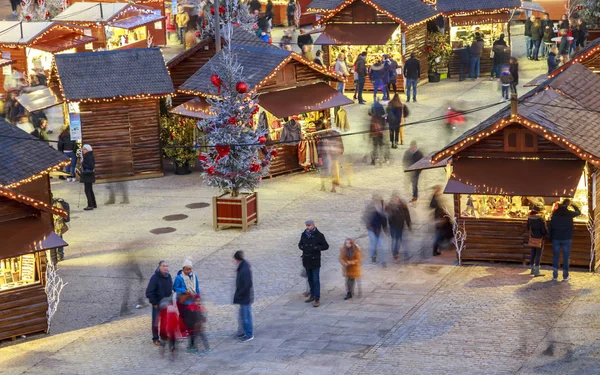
left=3, top=32, right=594, bottom=375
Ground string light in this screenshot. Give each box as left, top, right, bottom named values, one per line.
left=2, top=159, right=71, bottom=190
left=0, top=186, right=68, bottom=217
left=549, top=42, right=600, bottom=78
left=439, top=8, right=519, bottom=17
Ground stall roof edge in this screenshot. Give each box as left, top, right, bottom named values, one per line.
left=312, top=0, right=439, bottom=25
left=549, top=38, right=600, bottom=78
left=436, top=0, right=521, bottom=13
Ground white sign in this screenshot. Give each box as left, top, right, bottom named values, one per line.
left=84, top=28, right=92, bottom=37
left=69, top=113, right=82, bottom=141
left=2, top=65, right=11, bottom=75
left=154, top=21, right=163, bottom=30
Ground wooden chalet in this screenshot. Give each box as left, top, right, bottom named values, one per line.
left=307, top=0, right=438, bottom=91
left=53, top=2, right=165, bottom=51
left=0, top=119, right=69, bottom=341
left=176, top=43, right=351, bottom=176
left=549, top=38, right=600, bottom=78
left=68, top=0, right=167, bottom=46
left=258, top=0, right=317, bottom=26
left=167, top=27, right=272, bottom=107
left=0, top=21, right=95, bottom=94
left=436, top=0, right=521, bottom=77
left=413, top=63, right=600, bottom=269
left=45, top=48, right=174, bottom=182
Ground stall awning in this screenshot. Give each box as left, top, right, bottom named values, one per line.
left=33, top=34, right=96, bottom=53
left=405, top=152, right=450, bottom=172
left=315, top=24, right=398, bottom=45
left=170, top=97, right=215, bottom=119
left=1, top=218, right=68, bottom=259
left=444, top=158, right=584, bottom=197
left=16, top=87, right=63, bottom=113
left=450, top=14, right=510, bottom=27
left=521, top=0, right=546, bottom=12
left=258, top=82, right=353, bottom=118
left=111, top=14, right=165, bottom=29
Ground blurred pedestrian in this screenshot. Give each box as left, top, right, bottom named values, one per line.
left=314, top=50, right=324, bottom=66
left=320, top=129, right=344, bottom=192
left=334, top=52, right=349, bottom=93
left=298, top=220, right=329, bottom=307
left=403, top=141, right=424, bottom=203
left=279, top=29, right=293, bottom=50
left=157, top=297, right=179, bottom=360
left=339, top=238, right=361, bottom=300
left=577, top=18, right=588, bottom=50
left=364, top=195, right=388, bottom=266
left=491, top=34, right=507, bottom=78
left=145, top=260, right=173, bottom=346
left=31, top=118, right=49, bottom=143
left=386, top=192, right=412, bottom=261
left=79, top=144, right=97, bottom=211
left=525, top=15, right=534, bottom=59
left=286, top=0, right=296, bottom=28
left=549, top=199, right=581, bottom=281
left=558, top=29, right=570, bottom=63
left=233, top=251, right=254, bottom=341
left=52, top=198, right=69, bottom=262
left=569, top=18, right=578, bottom=56
left=385, top=54, right=399, bottom=98
left=17, top=115, right=34, bottom=134
left=458, top=45, right=470, bottom=81
left=404, top=53, right=420, bottom=102
left=297, top=29, right=313, bottom=53
left=542, top=26, right=554, bottom=58
left=386, top=94, right=408, bottom=148
left=430, top=186, right=452, bottom=256
left=369, top=101, right=386, bottom=165
left=509, top=57, right=519, bottom=92
left=58, top=126, right=78, bottom=182
left=547, top=45, right=559, bottom=74
left=173, top=258, right=200, bottom=340
left=175, top=5, right=189, bottom=44
left=527, top=205, right=547, bottom=277
left=369, top=58, right=386, bottom=102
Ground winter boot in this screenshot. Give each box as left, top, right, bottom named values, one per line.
left=533, top=266, right=544, bottom=277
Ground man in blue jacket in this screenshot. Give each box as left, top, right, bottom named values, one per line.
left=145, top=260, right=173, bottom=345
left=234, top=251, right=254, bottom=342
left=549, top=199, right=581, bottom=281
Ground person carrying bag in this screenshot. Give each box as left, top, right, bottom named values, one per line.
left=527, top=205, right=547, bottom=277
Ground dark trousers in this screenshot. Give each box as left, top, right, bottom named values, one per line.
left=345, top=277, right=355, bottom=295
left=371, top=135, right=384, bottom=163
left=305, top=267, right=320, bottom=300
left=501, top=85, right=509, bottom=99
left=491, top=64, right=501, bottom=78
left=357, top=76, right=366, bottom=102
left=532, top=40, right=541, bottom=59
left=576, top=38, right=586, bottom=48
left=389, top=127, right=399, bottom=145
left=388, top=81, right=397, bottom=95
left=10, top=0, right=18, bottom=11
left=84, top=182, right=97, bottom=208
left=552, top=239, right=572, bottom=279
left=152, top=306, right=160, bottom=341
left=530, top=247, right=542, bottom=267
left=411, top=171, right=421, bottom=199
left=459, top=62, right=469, bottom=81
left=287, top=14, right=294, bottom=27
left=390, top=228, right=405, bottom=259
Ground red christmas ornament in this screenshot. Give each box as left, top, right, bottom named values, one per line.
left=210, top=7, right=215, bottom=14
left=38, top=0, right=44, bottom=5
left=170, top=132, right=174, bottom=140
left=210, top=74, right=222, bottom=94
left=270, top=149, right=278, bottom=157
left=20, top=1, right=25, bottom=5
left=215, top=144, right=230, bottom=159
left=232, top=22, right=240, bottom=27
left=250, top=164, right=261, bottom=172
left=258, top=135, right=266, bottom=144
left=195, top=31, right=200, bottom=37
left=206, top=166, right=215, bottom=175
left=251, top=105, right=259, bottom=115
left=235, top=81, right=248, bottom=94
left=198, top=154, right=208, bottom=162
left=218, top=6, right=225, bottom=14
left=179, top=119, right=185, bottom=124
left=228, top=116, right=237, bottom=124
left=25, top=15, right=31, bottom=21
left=45, top=11, right=50, bottom=18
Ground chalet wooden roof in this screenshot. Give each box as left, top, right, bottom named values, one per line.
left=0, top=21, right=93, bottom=49
left=308, top=0, right=439, bottom=26
left=436, top=0, right=521, bottom=14
left=54, top=47, right=174, bottom=101
left=167, top=27, right=278, bottom=69
left=549, top=37, right=600, bottom=78
left=0, top=118, right=69, bottom=188
left=431, top=63, right=600, bottom=165
left=179, top=45, right=343, bottom=96
left=54, top=2, right=130, bottom=22
left=0, top=186, right=67, bottom=217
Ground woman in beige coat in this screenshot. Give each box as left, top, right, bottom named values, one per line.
left=339, top=238, right=361, bottom=300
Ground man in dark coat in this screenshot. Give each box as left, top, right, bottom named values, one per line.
left=524, top=15, right=534, bottom=59
left=403, top=53, right=420, bottom=102
left=458, top=46, right=470, bottom=81
left=549, top=199, right=581, bottom=281
left=79, top=144, right=97, bottom=211
left=233, top=250, right=254, bottom=341
left=355, top=52, right=368, bottom=104
left=145, top=260, right=173, bottom=345
left=403, top=141, right=424, bottom=202
left=547, top=45, right=559, bottom=74
left=386, top=194, right=412, bottom=261
left=298, top=220, right=329, bottom=307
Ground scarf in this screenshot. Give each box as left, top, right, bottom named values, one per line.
left=305, top=227, right=316, bottom=238
left=183, top=273, right=198, bottom=294
left=345, top=246, right=355, bottom=260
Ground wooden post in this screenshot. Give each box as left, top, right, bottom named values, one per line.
left=241, top=194, right=248, bottom=232
left=212, top=195, right=218, bottom=230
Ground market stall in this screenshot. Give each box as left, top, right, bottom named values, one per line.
left=308, top=0, right=438, bottom=92
left=259, top=0, right=317, bottom=26
left=53, top=2, right=165, bottom=51
left=549, top=37, right=600, bottom=77
left=415, top=62, right=600, bottom=268
left=46, top=48, right=174, bottom=182
left=437, top=0, right=520, bottom=77
left=177, top=43, right=351, bottom=176
left=0, top=21, right=95, bottom=95
left=0, top=119, right=69, bottom=341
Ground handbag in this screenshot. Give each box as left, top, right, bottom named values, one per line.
left=527, top=231, right=543, bottom=248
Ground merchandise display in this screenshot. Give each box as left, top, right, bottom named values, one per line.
left=450, top=22, right=507, bottom=48
left=106, top=26, right=147, bottom=49
left=0, top=254, right=38, bottom=291
left=329, top=44, right=403, bottom=72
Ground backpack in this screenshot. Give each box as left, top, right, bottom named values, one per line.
left=56, top=198, right=70, bottom=222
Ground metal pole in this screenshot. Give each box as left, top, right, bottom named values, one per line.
left=99, top=3, right=103, bottom=20
left=214, top=0, right=221, bottom=52
left=20, top=21, right=23, bottom=40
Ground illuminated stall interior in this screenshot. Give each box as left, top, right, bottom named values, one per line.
left=53, top=2, right=165, bottom=51
left=0, top=21, right=95, bottom=94
left=413, top=62, right=600, bottom=269
left=176, top=42, right=351, bottom=176
left=0, top=119, right=69, bottom=341
left=436, top=0, right=520, bottom=77
left=307, top=0, right=438, bottom=92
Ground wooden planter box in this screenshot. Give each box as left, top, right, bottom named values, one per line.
left=212, top=192, right=258, bottom=231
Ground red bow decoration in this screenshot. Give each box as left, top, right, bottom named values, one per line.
left=210, top=74, right=222, bottom=94
left=251, top=105, right=259, bottom=115
left=206, top=166, right=215, bottom=175
left=215, top=144, right=230, bottom=160
left=270, top=149, right=278, bottom=157
left=228, top=116, right=237, bottom=124
left=219, top=6, right=225, bottom=14
left=258, top=135, right=266, bottom=144
left=250, top=164, right=261, bottom=172
left=198, top=153, right=208, bottom=162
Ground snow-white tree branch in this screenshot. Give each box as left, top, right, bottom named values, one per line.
left=45, top=251, right=67, bottom=331
left=443, top=206, right=466, bottom=266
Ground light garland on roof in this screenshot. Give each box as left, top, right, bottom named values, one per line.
left=450, top=17, right=510, bottom=26
left=30, top=24, right=88, bottom=45
left=2, top=160, right=71, bottom=190
left=0, top=186, right=68, bottom=217
left=442, top=8, right=518, bottom=17
left=549, top=44, right=600, bottom=78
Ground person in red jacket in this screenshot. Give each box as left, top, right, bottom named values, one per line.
left=158, top=297, right=180, bottom=359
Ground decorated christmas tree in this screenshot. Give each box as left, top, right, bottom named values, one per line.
left=571, top=0, right=600, bottom=28
left=20, top=0, right=68, bottom=21
left=197, top=25, right=274, bottom=197
left=200, top=0, right=257, bottom=40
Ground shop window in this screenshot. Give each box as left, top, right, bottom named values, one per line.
left=503, top=129, right=538, bottom=152
left=0, top=254, right=39, bottom=291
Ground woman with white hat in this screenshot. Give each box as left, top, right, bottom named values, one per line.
left=79, top=144, right=97, bottom=211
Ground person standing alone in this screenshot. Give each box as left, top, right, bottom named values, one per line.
left=549, top=199, right=581, bottom=281
left=145, top=260, right=173, bottom=346
left=233, top=250, right=254, bottom=342
left=403, top=141, right=424, bottom=203
left=354, top=52, right=367, bottom=104
left=339, top=238, right=361, bottom=300
left=79, top=144, right=97, bottom=211
left=527, top=205, right=547, bottom=277
left=299, top=220, right=329, bottom=307
left=403, top=53, right=420, bottom=102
